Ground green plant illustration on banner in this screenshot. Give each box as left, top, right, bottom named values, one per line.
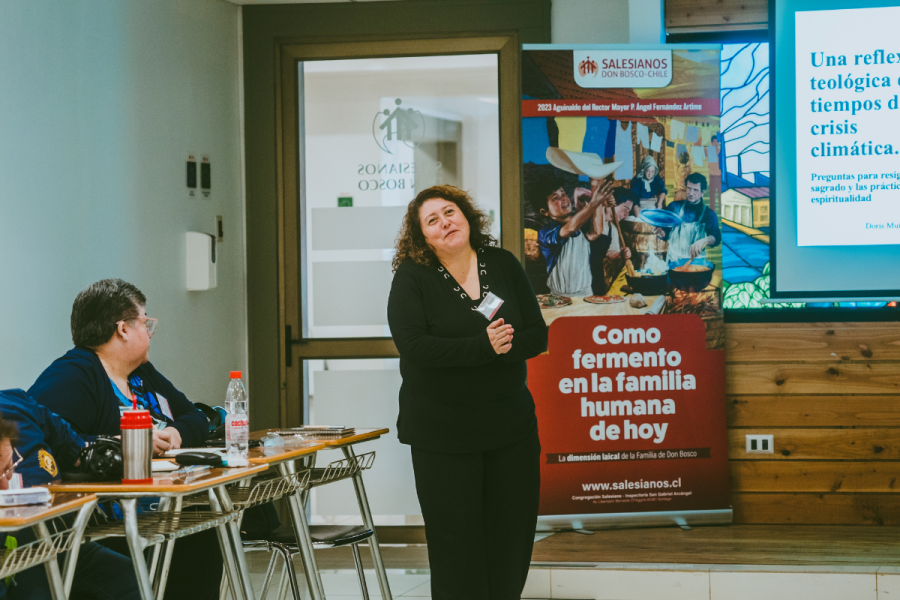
left=723, top=263, right=805, bottom=309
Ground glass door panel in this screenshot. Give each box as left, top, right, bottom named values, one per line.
left=301, top=54, right=500, bottom=339
left=305, top=358, right=421, bottom=524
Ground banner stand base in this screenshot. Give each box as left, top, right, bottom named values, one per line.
left=537, top=508, right=732, bottom=533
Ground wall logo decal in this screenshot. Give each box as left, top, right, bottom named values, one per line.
left=373, top=98, right=426, bottom=154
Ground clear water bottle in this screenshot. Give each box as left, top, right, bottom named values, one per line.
left=225, top=371, right=249, bottom=457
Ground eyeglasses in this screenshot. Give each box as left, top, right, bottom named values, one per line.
left=118, top=316, right=158, bottom=337
left=2, top=448, right=23, bottom=480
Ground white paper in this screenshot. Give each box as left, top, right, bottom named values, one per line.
left=152, top=460, right=180, bottom=472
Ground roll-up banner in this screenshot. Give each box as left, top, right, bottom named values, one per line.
left=522, top=44, right=731, bottom=530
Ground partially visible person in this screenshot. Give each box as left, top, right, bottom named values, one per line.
left=0, top=389, right=140, bottom=600
left=659, top=173, right=722, bottom=262
left=571, top=185, right=593, bottom=212
left=28, top=279, right=221, bottom=600
left=629, top=155, right=667, bottom=215
left=673, top=151, right=692, bottom=202
left=523, top=228, right=550, bottom=294
left=530, top=173, right=617, bottom=297
left=590, top=187, right=633, bottom=295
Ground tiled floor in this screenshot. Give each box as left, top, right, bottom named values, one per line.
left=237, top=546, right=552, bottom=599
left=233, top=541, right=891, bottom=600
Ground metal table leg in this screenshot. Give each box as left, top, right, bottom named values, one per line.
left=207, top=489, right=242, bottom=600
left=278, top=457, right=327, bottom=600
left=32, top=521, right=65, bottom=600
left=152, top=496, right=181, bottom=600
left=341, top=445, right=393, bottom=600
left=147, top=498, right=169, bottom=591
left=61, top=497, right=98, bottom=597
left=214, top=485, right=255, bottom=600
left=121, top=498, right=155, bottom=600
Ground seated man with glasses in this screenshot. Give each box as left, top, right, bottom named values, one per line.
left=27, top=278, right=222, bottom=600
left=29, top=279, right=208, bottom=454
left=0, top=388, right=140, bottom=599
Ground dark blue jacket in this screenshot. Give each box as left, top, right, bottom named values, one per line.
left=0, top=390, right=89, bottom=599
left=28, top=347, right=208, bottom=448
left=0, top=389, right=86, bottom=487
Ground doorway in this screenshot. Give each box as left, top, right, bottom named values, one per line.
left=276, top=36, right=522, bottom=524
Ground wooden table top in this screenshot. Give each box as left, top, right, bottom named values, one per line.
left=252, top=428, right=389, bottom=449
left=159, top=428, right=391, bottom=469
left=0, top=492, right=96, bottom=530
left=247, top=428, right=389, bottom=458
left=315, top=428, right=389, bottom=448
left=46, top=464, right=268, bottom=497
left=245, top=439, right=324, bottom=466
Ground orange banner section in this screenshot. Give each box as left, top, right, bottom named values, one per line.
left=529, top=315, right=729, bottom=516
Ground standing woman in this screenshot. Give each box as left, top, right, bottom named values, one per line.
left=388, top=185, right=548, bottom=600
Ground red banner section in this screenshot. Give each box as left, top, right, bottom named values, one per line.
left=529, top=315, right=728, bottom=516
left=522, top=98, right=720, bottom=118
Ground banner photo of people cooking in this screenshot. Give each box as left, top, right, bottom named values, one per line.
left=523, top=45, right=731, bottom=528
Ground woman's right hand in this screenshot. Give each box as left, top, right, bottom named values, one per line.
left=487, top=318, right=514, bottom=354
left=153, top=428, right=178, bottom=455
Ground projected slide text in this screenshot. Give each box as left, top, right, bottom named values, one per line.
left=795, top=6, right=900, bottom=246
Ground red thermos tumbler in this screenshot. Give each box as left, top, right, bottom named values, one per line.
left=121, top=396, right=153, bottom=484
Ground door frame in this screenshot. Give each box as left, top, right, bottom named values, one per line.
left=275, top=34, right=523, bottom=427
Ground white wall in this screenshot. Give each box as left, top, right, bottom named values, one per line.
left=628, top=0, right=665, bottom=44
left=551, top=0, right=664, bottom=44
left=0, top=0, right=247, bottom=407
left=552, top=0, right=631, bottom=44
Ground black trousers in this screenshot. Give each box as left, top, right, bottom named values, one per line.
left=411, top=431, right=541, bottom=600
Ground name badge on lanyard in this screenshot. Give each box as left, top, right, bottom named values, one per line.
left=156, top=394, right=174, bottom=420
left=474, top=292, right=504, bottom=320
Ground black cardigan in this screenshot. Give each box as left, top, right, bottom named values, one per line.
left=387, top=246, right=548, bottom=452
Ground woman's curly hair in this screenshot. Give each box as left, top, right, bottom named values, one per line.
left=392, top=185, right=497, bottom=271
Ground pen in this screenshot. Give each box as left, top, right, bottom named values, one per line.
left=179, top=465, right=211, bottom=474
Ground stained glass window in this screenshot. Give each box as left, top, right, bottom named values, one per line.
left=717, top=43, right=893, bottom=311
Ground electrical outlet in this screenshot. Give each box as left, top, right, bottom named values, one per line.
left=745, top=434, right=774, bottom=454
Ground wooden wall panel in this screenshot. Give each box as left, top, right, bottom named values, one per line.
left=727, top=395, right=900, bottom=427
left=726, top=325, right=900, bottom=363
left=666, top=0, right=768, bottom=33
left=732, top=493, right=900, bottom=525
left=730, top=462, right=900, bottom=493
left=726, top=363, right=900, bottom=395
left=725, top=321, right=900, bottom=525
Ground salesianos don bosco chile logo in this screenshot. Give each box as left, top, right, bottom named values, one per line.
left=373, top=98, right=426, bottom=154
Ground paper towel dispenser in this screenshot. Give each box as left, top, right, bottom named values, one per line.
left=186, top=232, right=217, bottom=291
